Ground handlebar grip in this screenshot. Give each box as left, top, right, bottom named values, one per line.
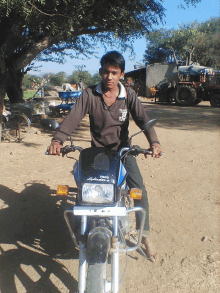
left=132, top=146, right=164, bottom=157
left=45, top=145, right=82, bottom=156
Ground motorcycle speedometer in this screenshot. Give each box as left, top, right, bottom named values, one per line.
left=82, top=183, right=114, bottom=203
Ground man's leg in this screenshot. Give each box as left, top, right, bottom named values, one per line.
left=124, top=155, right=157, bottom=262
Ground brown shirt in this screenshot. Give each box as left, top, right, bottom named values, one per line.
left=54, top=82, right=159, bottom=151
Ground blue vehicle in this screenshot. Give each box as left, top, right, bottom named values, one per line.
left=50, top=91, right=83, bottom=115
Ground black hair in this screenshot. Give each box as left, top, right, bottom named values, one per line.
left=100, top=51, right=125, bottom=73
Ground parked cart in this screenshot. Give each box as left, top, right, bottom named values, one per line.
left=50, top=91, right=82, bottom=116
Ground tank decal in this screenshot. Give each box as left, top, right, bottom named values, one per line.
left=117, top=162, right=127, bottom=186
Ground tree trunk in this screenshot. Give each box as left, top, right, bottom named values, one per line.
left=188, top=46, right=195, bottom=65
left=0, top=57, right=7, bottom=142
left=6, top=64, right=25, bottom=103
left=172, top=49, right=179, bottom=65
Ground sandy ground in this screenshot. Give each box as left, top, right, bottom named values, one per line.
left=0, top=100, right=219, bottom=293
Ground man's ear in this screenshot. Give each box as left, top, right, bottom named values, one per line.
left=120, top=72, right=125, bottom=80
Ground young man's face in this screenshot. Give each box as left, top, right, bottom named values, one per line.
left=99, top=63, right=124, bottom=91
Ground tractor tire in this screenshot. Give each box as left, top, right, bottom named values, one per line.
left=192, top=98, right=202, bottom=105
left=175, top=86, right=197, bottom=106
left=210, top=95, right=220, bottom=107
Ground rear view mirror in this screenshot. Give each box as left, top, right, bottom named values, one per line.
left=128, top=118, right=159, bottom=146
left=141, top=119, right=158, bottom=132
left=40, top=119, right=60, bottom=131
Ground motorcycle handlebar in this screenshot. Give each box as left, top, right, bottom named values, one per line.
left=45, top=145, right=82, bottom=155
left=60, top=145, right=83, bottom=154
left=46, top=145, right=163, bottom=157
left=125, top=145, right=164, bottom=157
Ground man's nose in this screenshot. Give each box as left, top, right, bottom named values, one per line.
left=107, top=72, right=113, bottom=79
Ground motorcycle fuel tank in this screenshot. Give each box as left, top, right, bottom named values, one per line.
left=75, top=147, right=120, bottom=185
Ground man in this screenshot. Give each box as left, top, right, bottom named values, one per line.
left=77, top=79, right=84, bottom=90
left=48, top=51, right=162, bottom=262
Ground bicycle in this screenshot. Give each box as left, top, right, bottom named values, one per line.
left=2, top=109, right=31, bottom=142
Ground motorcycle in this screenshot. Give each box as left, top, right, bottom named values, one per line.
left=44, top=118, right=159, bottom=293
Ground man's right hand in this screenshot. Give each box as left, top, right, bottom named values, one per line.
left=48, top=140, right=62, bottom=156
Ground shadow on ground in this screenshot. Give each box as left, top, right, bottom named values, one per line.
left=0, top=182, right=79, bottom=292
left=142, top=102, right=220, bottom=131
left=33, top=117, right=91, bottom=143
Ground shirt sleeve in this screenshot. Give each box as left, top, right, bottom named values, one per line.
left=126, top=87, right=160, bottom=146
left=53, top=88, right=90, bottom=144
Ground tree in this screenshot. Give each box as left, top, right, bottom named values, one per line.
left=0, top=0, right=201, bottom=137
left=92, top=73, right=102, bottom=86
left=143, top=17, right=220, bottom=68
left=192, top=18, right=220, bottom=68
left=144, top=22, right=201, bottom=65
left=23, top=74, right=43, bottom=90
left=49, top=72, right=67, bottom=86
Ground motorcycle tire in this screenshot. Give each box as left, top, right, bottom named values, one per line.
left=86, top=263, right=107, bottom=293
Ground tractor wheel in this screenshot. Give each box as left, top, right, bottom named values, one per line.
left=175, top=86, right=197, bottom=106
left=192, top=98, right=202, bottom=105
left=210, top=95, right=220, bottom=107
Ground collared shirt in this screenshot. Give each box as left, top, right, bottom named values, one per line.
left=54, top=83, right=159, bottom=150
left=95, top=81, right=127, bottom=99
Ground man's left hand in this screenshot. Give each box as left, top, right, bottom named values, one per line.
left=146, top=143, right=162, bottom=158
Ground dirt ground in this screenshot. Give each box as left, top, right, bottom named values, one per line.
left=0, top=100, right=219, bottom=293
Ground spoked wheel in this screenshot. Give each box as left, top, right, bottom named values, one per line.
left=5, top=113, right=31, bottom=142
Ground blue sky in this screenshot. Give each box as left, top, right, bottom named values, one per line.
left=29, top=0, right=219, bottom=76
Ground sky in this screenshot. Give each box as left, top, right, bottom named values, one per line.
left=28, top=0, right=219, bottom=76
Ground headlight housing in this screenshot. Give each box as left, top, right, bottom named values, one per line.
left=82, top=183, right=114, bottom=203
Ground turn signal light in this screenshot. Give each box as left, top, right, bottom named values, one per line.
left=129, top=188, right=142, bottom=200
left=56, top=185, right=69, bottom=196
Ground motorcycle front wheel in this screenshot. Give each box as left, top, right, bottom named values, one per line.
left=86, top=263, right=107, bottom=293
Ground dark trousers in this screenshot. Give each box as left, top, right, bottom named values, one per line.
left=124, top=155, right=149, bottom=234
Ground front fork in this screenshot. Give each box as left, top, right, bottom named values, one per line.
left=64, top=211, right=88, bottom=293
left=78, top=215, right=119, bottom=293
left=78, top=215, right=87, bottom=293
left=64, top=207, right=146, bottom=293
left=111, top=216, right=120, bottom=293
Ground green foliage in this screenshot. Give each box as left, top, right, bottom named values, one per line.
left=49, top=72, right=67, bottom=86
left=23, top=90, right=36, bottom=100
left=92, top=73, right=102, bottom=85
left=0, top=0, right=202, bottom=105
left=23, top=74, right=43, bottom=90
left=144, top=17, right=220, bottom=69
left=72, top=71, right=93, bottom=87
left=192, top=18, right=220, bottom=68
left=24, top=70, right=102, bottom=89
left=0, top=0, right=201, bottom=71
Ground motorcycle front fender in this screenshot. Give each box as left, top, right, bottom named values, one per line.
left=87, top=227, right=112, bottom=265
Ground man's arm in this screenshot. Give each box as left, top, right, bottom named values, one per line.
left=126, top=88, right=162, bottom=157
left=48, top=88, right=90, bottom=155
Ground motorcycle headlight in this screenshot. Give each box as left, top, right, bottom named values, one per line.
left=82, top=183, right=114, bottom=203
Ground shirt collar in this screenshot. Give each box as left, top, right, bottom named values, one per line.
left=95, top=81, right=126, bottom=99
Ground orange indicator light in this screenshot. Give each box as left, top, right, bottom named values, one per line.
left=129, top=188, right=142, bottom=200
left=56, top=185, right=69, bottom=196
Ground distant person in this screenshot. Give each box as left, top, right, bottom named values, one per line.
left=77, top=79, right=84, bottom=90
left=126, top=78, right=134, bottom=88
left=62, top=83, right=74, bottom=92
